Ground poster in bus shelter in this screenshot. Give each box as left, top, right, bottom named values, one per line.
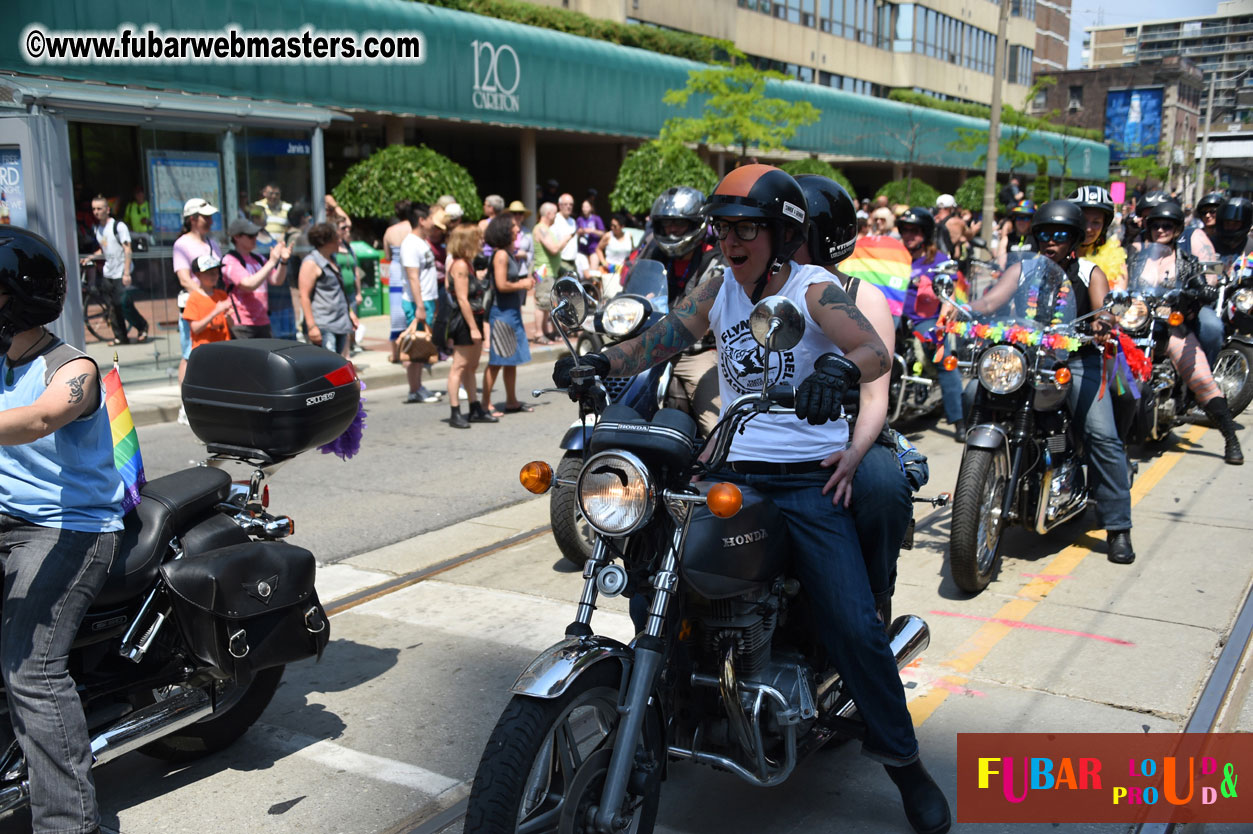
left=1104, top=88, right=1164, bottom=164
left=147, top=151, right=223, bottom=239
left=0, top=148, right=28, bottom=228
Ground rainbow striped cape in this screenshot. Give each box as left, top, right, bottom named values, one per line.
left=104, top=366, right=145, bottom=513
left=842, top=235, right=911, bottom=316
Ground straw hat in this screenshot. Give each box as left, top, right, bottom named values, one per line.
left=506, top=200, right=531, bottom=217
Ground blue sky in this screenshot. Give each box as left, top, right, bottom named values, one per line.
left=1068, top=0, right=1221, bottom=68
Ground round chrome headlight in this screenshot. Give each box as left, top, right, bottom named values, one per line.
left=1118, top=297, right=1150, bottom=332
left=978, top=345, right=1027, bottom=394
left=576, top=451, right=654, bottom=536
left=1235, top=288, right=1253, bottom=314
left=1153, top=302, right=1175, bottom=320
left=601, top=296, right=647, bottom=337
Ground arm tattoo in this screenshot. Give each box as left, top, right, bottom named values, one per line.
left=816, top=284, right=891, bottom=374
left=604, top=274, right=720, bottom=377
left=66, top=374, right=90, bottom=405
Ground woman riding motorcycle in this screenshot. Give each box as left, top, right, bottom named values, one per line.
left=794, top=173, right=915, bottom=627
left=1139, top=201, right=1244, bottom=466
left=970, top=201, right=1138, bottom=564
left=1072, top=185, right=1126, bottom=290
left=996, top=199, right=1037, bottom=266
left=556, top=164, right=951, bottom=834
left=896, top=207, right=966, bottom=438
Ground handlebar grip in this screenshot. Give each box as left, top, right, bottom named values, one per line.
left=766, top=385, right=796, bottom=408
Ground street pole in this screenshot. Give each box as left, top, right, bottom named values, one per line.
left=1196, top=74, right=1216, bottom=205
left=981, top=0, right=1012, bottom=248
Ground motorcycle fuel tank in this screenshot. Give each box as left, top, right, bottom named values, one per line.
left=681, top=484, right=788, bottom=599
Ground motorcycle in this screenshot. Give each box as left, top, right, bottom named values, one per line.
left=937, top=255, right=1104, bottom=594
left=1212, top=257, right=1253, bottom=417
left=465, top=279, right=933, bottom=833
left=0, top=340, right=354, bottom=815
left=549, top=261, right=675, bottom=568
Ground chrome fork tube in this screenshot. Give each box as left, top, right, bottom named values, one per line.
left=571, top=538, right=608, bottom=631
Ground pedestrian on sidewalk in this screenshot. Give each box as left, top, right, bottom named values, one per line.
left=531, top=202, right=565, bottom=344
left=82, top=195, right=149, bottom=346
left=298, top=222, right=357, bottom=359
left=220, top=218, right=289, bottom=339
left=382, top=200, right=412, bottom=362
left=400, top=204, right=443, bottom=403
left=480, top=215, right=534, bottom=416
left=445, top=225, right=496, bottom=428
left=181, top=254, right=233, bottom=349
left=272, top=204, right=307, bottom=340
left=172, top=198, right=223, bottom=387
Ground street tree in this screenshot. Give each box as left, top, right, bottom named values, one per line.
left=332, top=144, right=480, bottom=220
left=609, top=141, right=718, bottom=216
left=780, top=158, right=858, bottom=202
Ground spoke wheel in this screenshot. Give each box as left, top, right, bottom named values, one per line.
left=466, top=665, right=661, bottom=834
left=82, top=283, right=111, bottom=342
left=1212, top=342, right=1253, bottom=418
left=949, top=448, right=1008, bottom=593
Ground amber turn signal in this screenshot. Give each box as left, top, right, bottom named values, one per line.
left=519, top=461, right=554, bottom=494
left=942, top=355, right=959, bottom=372
left=1168, top=311, right=1185, bottom=327
left=706, top=482, right=743, bottom=518
left=1054, top=366, right=1072, bottom=385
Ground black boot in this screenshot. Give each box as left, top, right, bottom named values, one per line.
left=1107, top=530, right=1135, bottom=564
left=952, top=420, right=967, bottom=443
left=468, top=401, right=499, bottom=423
left=449, top=406, right=470, bottom=429
left=885, top=760, right=952, bottom=834
left=1203, top=396, right=1244, bottom=465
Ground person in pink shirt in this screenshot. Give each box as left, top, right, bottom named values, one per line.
left=172, top=199, right=223, bottom=379
left=220, top=218, right=290, bottom=338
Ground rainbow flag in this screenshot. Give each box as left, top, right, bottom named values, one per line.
left=842, top=235, right=911, bottom=316
left=103, top=366, right=145, bottom=513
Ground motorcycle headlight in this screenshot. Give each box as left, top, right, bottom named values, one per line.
left=577, top=451, right=654, bottom=536
left=1235, top=288, right=1253, bottom=314
left=601, top=297, right=647, bottom=337
left=1118, top=298, right=1149, bottom=332
left=1153, top=303, right=1175, bottom=320
left=978, top=345, right=1027, bottom=394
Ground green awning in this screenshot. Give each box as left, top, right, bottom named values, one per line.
left=2, top=0, right=1107, bottom=176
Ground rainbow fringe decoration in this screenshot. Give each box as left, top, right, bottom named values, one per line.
left=842, top=235, right=911, bottom=317
left=103, top=366, right=145, bottom=513
left=943, top=319, right=1083, bottom=353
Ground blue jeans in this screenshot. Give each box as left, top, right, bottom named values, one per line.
left=321, top=331, right=350, bottom=355
left=1195, top=305, right=1223, bottom=367
left=852, top=442, right=913, bottom=603
left=0, top=515, right=117, bottom=834
left=913, top=317, right=965, bottom=424
left=713, top=470, right=919, bottom=764
left=1066, top=350, right=1132, bottom=531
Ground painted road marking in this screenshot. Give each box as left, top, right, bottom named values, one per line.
left=927, top=609, right=1136, bottom=645
left=910, top=424, right=1210, bottom=726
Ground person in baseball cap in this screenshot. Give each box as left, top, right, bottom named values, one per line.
left=934, top=194, right=956, bottom=210
left=444, top=203, right=464, bottom=223
left=182, top=197, right=219, bottom=218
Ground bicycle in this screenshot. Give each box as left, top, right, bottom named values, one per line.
left=80, top=274, right=112, bottom=343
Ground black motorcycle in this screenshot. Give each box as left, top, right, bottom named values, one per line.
left=1212, top=257, right=1253, bottom=417
left=466, top=281, right=932, bottom=833
left=937, top=256, right=1103, bottom=594
left=0, top=340, right=354, bottom=814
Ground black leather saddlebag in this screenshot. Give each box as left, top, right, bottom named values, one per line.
left=160, top=541, right=329, bottom=680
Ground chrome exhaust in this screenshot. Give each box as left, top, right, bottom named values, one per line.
left=90, top=686, right=212, bottom=767
left=0, top=781, right=28, bottom=816
left=888, top=614, right=930, bottom=671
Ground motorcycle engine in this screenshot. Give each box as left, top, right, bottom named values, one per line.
left=698, top=589, right=778, bottom=678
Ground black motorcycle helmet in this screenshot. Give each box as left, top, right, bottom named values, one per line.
left=895, top=207, right=936, bottom=251
left=796, top=174, right=857, bottom=266
left=1136, top=190, right=1171, bottom=218
left=1197, top=192, right=1226, bottom=219
left=1069, top=185, right=1115, bottom=246
left=705, top=164, right=808, bottom=302
left=0, top=226, right=66, bottom=346
left=1144, top=200, right=1186, bottom=245
left=1030, top=200, right=1086, bottom=255
left=650, top=186, right=708, bottom=258
left=1217, top=197, right=1253, bottom=253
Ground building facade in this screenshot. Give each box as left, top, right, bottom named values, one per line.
left=1033, top=0, right=1070, bottom=75
left=1085, top=0, right=1253, bottom=125
left=535, top=0, right=1041, bottom=109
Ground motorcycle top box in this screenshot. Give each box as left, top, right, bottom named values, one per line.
left=182, top=340, right=360, bottom=462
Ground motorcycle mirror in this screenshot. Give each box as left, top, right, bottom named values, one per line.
left=1106, top=290, right=1131, bottom=317
left=748, top=296, right=804, bottom=353
left=931, top=273, right=956, bottom=300
left=550, top=277, right=590, bottom=330
left=934, top=260, right=960, bottom=274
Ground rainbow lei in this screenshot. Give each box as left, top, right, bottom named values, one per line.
left=943, top=319, right=1082, bottom=352
left=1024, top=280, right=1072, bottom=325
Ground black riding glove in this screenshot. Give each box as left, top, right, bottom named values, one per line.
left=1184, top=274, right=1219, bottom=305
left=795, top=353, right=861, bottom=426
left=553, top=352, right=611, bottom=391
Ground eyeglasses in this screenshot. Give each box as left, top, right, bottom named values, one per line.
left=1035, top=229, right=1076, bottom=244
left=1148, top=221, right=1177, bottom=234
left=1200, top=208, right=1218, bottom=217
left=712, top=220, right=765, bottom=242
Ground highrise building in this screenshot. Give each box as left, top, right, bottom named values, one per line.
left=1033, top=0, right=1071, bottom=74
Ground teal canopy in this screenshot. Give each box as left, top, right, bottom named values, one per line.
left=1, top=0, right=1107, bottom=176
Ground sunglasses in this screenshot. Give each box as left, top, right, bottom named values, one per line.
left=712, top=220, right=766, bottom=242
left=1200, top=208, right=1218, bottom=216
left=1148, top=221, right=1177, bottom=234
left=1035, top=229, right=1076, bottom=244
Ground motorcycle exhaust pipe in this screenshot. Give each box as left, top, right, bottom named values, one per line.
left=90, top=686, right=213, bottom=767
left=888, top=614, right=930, bottom=671
left=0, top=781, right=28, bottom=816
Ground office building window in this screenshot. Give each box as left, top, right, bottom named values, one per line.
left=894, top=3, right=914, bottom=51
left=1068, top=85, right=1083, bottom=110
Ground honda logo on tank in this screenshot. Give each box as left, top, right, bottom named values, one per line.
left=471, top=40, right=520, bottom=113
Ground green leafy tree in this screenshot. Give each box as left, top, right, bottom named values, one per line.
left=331, top=145, right=480, bottom=220
left=1122, top=155, right=1169, bottom=193
left=779, top=159, right=858, bottom=202
left=954, top=176, right=990, bottom=213
left=609, top=141, right=718, bottom=216
left=661, top=63, right=820, bottom=162
left=875, top=178, right=939, bottom=208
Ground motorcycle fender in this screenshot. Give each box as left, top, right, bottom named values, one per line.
left=1230, top=333, right=1253, bottom=347
left=511, top=634, right=632, bottom=699
left=964, top=423, right=1011, bottom=472
left=558, top=415, right=598, bottom=451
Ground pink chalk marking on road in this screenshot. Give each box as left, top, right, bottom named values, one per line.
left=928, top=610, right=1135, bottom=646
left=901, top=666, right=986, bottom=697
left=1021, top=573, right=1070, bottom=582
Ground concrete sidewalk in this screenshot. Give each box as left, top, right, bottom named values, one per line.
left=123, top=313, right=568, bottom=427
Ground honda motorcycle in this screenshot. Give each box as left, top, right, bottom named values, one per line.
left=938, top=255, right=1104, bottom=594
left=0, top=340, right=354, bottom=815
left=465, top=280, right=932, bottom=833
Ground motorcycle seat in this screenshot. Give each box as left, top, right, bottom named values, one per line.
left=93, top=467, right=233, bottom=608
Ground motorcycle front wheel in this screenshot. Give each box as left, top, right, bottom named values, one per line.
left=466, top=664, right=661, bottom=834
left=550, top=453, right=594, bottom=568
left=949, top=447, right=1008, bottom=593
left=1212, top=341, right=1253, bottom=418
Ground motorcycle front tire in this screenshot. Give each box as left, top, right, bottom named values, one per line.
left=550, top=453, right=594, bottom=568
left=139, top=665, right=284, bottom=762
left=949, top=447, right=1008, bottom=593
left=1212, top=341, right=1253, bottom=419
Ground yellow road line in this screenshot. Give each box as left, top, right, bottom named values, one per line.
left=911, top=424, right=1210, bottom=727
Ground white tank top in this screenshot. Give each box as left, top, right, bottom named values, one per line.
left=708, top=262, right=851, bottom=462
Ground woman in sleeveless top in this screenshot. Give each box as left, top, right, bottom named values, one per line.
left=297, top=222, right=357, bottom=358
left=480, top=216, right=535, bottom=416
left=445, top=225, right=497, bottom=428
left=382, top=201, right=413, bottom=362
